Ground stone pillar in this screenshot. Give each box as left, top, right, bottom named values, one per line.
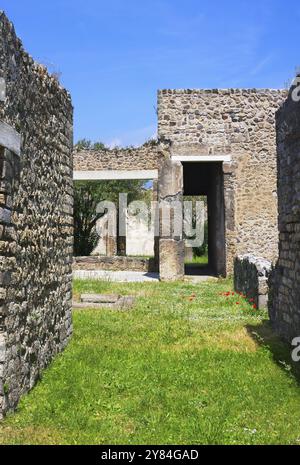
left=223, top=161, right=236, bottom=276
left=152, top=179, right=159, bottom=271
left=158, top=158, right=184, bottom=281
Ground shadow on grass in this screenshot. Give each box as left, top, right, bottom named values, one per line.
left=246, top=320, right=300, bottom=385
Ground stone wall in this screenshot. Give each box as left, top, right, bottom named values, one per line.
left=73, top=256, right=156, bottom=272
left=234, top=254, right=271, bottom=308
left=0, top=13, right=73, bottom=417
left=74, top=143, right=162, bottom=171
left=158, top=89, right=287, bottom=274
left=269, top=85, right=300, bottom=341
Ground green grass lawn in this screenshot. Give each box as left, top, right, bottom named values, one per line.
left=185, top=254, right=208, bottom=265
left=1, top=278, right=300, bottom=445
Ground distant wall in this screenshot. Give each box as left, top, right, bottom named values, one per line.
left=0, top=13, right=73, bottom=417
left=73, top=256, right=156, bottom=272
left=158, top=89, right=287, bottom=273
left=74, top=144, right=162, bottom=171
left=269, top=85, right=300, bottom=341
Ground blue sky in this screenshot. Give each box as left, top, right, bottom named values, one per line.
left=1, top=0, right=299, bottom=146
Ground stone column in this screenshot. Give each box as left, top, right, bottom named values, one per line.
left=223, top=161, right=236, bottom=275
left=158, top=158, right=184, bottom=281
left=152, top=179, right=159, bottom=271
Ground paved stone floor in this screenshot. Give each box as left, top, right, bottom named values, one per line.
left=73, top=270, right=160, bottom=282
left=73, top=270, right=216, bottom=283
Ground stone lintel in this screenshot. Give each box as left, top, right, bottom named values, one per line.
left=73, top=169, right=158, bottom=180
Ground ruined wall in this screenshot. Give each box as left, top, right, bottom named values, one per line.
left=158, top=89, right=286, bottom=274
left=269, top=87, right=300, bottom=341
left=73, top=255, right=156, bottom=273
left=234, top=254, right=271, bottom=308
left=74, top=144, right=162, bottom=171
left=0, top=13, right=73, bottom=417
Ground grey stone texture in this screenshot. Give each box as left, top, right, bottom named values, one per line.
left=0, top=13, right=73, bottom=418
left=158, top=89, right=287, bottom=274
left=269, top=85, right=300, bottom=341
left=234, top=254, right=271, bottom=308
left=73, top=293, right=135, bottom=310
left=158, top=158, right=185, bottom=280
left=73, top=255, right=156, bottom=272
left=73, top=89, right=286, bottom=281
left=74, top=143, right=162, bottom=171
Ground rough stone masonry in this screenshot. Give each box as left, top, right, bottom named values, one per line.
left=269, top=84, right=300, bottom=342
left=74, top=89, right=287, bottom=279
left=0, top=12, right=73, bottom=418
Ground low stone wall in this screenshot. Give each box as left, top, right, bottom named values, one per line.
left=73, top=256, right=157, bottom=273
left=234, top=254, right=271, bottom=308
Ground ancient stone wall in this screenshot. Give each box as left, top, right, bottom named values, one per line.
left=0, top=12, right=73, bottom=417
left=74, top=144, right=162, bottom=171
left=234, top=254, right=271, bottom=308
left=73, top=255, right=156, bottom=273
left=158, top=89, right=287, bottom=274
left=269, top=86, right=300, bottom=341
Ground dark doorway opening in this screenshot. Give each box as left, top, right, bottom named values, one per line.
left=183, top=161, right=226, bottom=277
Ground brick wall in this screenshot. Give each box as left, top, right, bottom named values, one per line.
left=269, top=85, right=300, bottom=341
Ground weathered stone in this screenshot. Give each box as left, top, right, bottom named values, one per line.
left=234, top=254, right=271, bottom=308
left=158, top=89, right=287, bottom=274
left=73, top=255, right=156, bottom=272
left=81, top=293, right=120, bottom=304
left=158, top=158, right=183, bottom=199
left=73, top=295, right=135, bottom=310
left=0, top=12, right=73, bottom=419
left=269, top=82, right=300, bottom=341
left=159, top=239, right=185, bottom=281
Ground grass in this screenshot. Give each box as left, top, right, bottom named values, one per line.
left=185, top=254, right=208, bottom=265
left=1, top=278, right=300, bottom=444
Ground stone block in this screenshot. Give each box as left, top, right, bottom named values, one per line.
left=159, top=239, right=185, bottom=281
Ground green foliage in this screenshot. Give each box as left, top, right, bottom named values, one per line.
left=75, top=139, right=107, bottom=151
left=1, top=279, right=300, bottom=445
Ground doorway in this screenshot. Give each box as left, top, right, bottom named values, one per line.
left=182, top=161, right=226, bottom=276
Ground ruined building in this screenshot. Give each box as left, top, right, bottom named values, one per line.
left=74, top=89, right=286, bottom=280
left=0, top=10, right=296, bottom=419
